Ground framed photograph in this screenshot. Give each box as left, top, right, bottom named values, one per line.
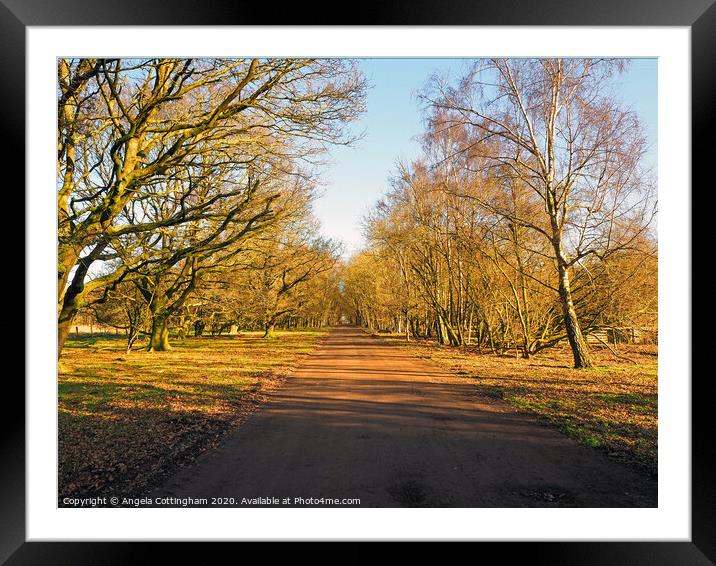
left=7, top=0, right=711, bottom=562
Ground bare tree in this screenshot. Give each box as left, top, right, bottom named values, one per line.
left=421, top=59, right=655, bottom=367
left=236, top=214, right=341, bottom=338
left=57, top=58, right=366, bottom=355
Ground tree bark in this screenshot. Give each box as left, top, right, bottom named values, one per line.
left=58, top=270, right=85, bottom=357
left=57, top=240, right=111, bottom=357
left=447, top=324, right=463, bottom=347
left=548, top=185, right=593, bottom=368
left=557, top=262, right=593, bottom=368
left=263, top=322, right=276, bottom=339
left=126, top=326, right=139, bottom=353
left=147, top=317, right=172, bottom=351
left=436, top=315, right=448, bottom=345
left=57, top=302, right=76, bottom=356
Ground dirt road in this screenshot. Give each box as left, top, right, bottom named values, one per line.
left=154, top=326, right=657, bottom=507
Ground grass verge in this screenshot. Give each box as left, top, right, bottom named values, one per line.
left=58, top=329, right=328, bottom=500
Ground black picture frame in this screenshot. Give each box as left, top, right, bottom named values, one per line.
left=5, top=1, right=711, bottom=562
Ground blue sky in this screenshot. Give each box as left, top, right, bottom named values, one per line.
left=314, top=58, right=657, bottom=257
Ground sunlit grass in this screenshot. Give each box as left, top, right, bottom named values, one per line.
left=58, top=330, right=328, bottom=498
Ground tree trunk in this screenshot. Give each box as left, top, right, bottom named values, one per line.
left=557, top=262, right=593, bottom=368
left=57, top=239, right=110, bottom=357
left=147, top=317, right=172, bottom=351
left=263, top=322, right=276, bottom=339
left=463, top=307, right=472, bottom=346
left=58, top=274, right=85, bottom=357
left=436, top=315, right=448, bottom=345
left=126, top=326, right=139, bottom=353
left=57, top=302, right=76, bottom=357
left=444, top=320, right=463, bottom=347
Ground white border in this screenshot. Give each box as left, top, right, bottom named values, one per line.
left=27, top=26, right=691, bottom=541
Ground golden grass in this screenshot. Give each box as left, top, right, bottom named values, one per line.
left=58, top=330, right=328, bottom=499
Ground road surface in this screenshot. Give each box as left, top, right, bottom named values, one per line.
left=154, top=326, right=657, bottom=507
